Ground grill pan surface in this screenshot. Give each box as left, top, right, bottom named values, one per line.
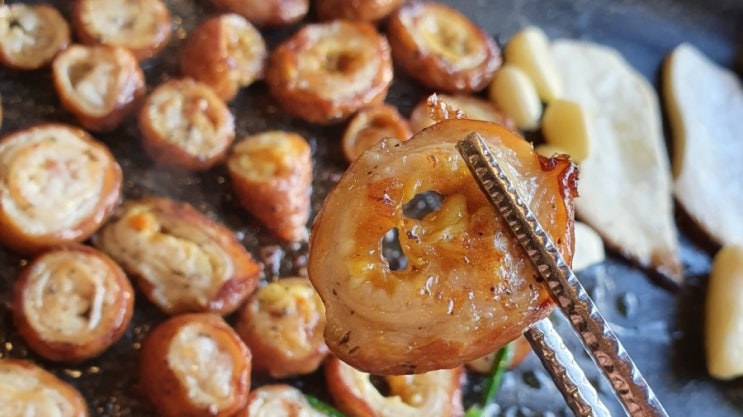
left=0, top=0, right=742, bottom=415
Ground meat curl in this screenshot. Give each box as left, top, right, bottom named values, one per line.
left=309, top=118, right=577, bottom=374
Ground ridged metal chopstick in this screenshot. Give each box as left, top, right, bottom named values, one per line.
left=456, top=132, right=669, bottom=417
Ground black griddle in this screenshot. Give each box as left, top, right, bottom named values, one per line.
left=1, top=0, right=742, bottom=416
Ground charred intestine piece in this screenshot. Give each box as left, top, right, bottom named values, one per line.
left=52, top=45, right=145, bottom=131
left=0, top=3, right=70, bottom=70
left=12, top=245, right=134, bottom=363
left=309, top=118, right=576, bottom=375
left=72, top=0, right=172, bottom=61
left=227, top=131, right=312, bottom=243
left=325, top=356, right=464, bottom=417
left=0, top=359, right=89, bottom=417
left=139, top=313, right=252, bottom=417
left=239, top=385, right=325, bottom=417
left=139, top=78, right=235, bottom=170
left=94, top=198, right=261, bottom=315
left=235, top=278, right=328, bottom=378
left=0, top=124, right=122, bottom=255
left=266, top=20, right=393, bottom=124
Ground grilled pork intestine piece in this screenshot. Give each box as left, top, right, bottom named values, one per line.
left=239, top=385, right=325, bottom=417
left=72, top=0, right=171, bottom=61
left=235, top=278, right=328, bottom=378
left=315, top=0, right=404, bottom=22
left=140, top=313, right=252, bottom=417
left=387, top=2, right=501, bottom=94
left=550, top=39, right=681, bottom=282
left=12, top=245, right=134, bottom=362
left=266, top=20, right=393, bottom=124
left=409, top=93, right=514, bottom=134
left=52, top=45, right=145, bottom=132
left=309, top=118, right=576, bottom=375
left=227, top=131, right=312, bottom=243
left=139, top=78, right=235, bottom=170
left=180, top=14, right=267, bottom=102
left=94, top=198, right=261, bottom=315
left=0, top=3, right=70, bottom=70
left=664, top=43, right=743, bottom=247
left=342, top=104, right=412, bottom=163
left=210, top=0, right=308, bottom=27
left=0, top=124, right=122, bottom=255
left=0, top=359, right=89, bottom=417
left=325, top=357, right=464, bottom=417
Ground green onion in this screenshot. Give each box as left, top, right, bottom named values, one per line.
left=465, top=343, right=514, bottom=417
left=306, top=394, right=348, bottom=417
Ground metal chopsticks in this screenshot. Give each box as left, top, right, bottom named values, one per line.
left=456, top=132, right=669, bottom=417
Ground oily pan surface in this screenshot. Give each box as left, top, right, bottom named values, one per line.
left=0, top=0, right=742, bottom=416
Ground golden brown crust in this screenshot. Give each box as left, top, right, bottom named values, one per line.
left=342, top=103, right=412, bottom=162
left=72, top=0, right=172, bottom=61
left=209, top=0, right=308, bottom=27
left=0, top=359, right=89, bottom=416
left=0, top=124, right=122, bottom=255
left=315, top=0, right=404, bottom=22
left=139, top=78, right=235, bottom=170
left=180, top=14, right=267, bottom=102
left=94, top=197, right=261, bottom=315
left=409, top=93, right=515, bottom=133
left=139, top=313, right=251, bottom=417
left=12, top=245, right=134, bottom=362
left=227, top=131, right=313, bottom=243
left=52, top=45, right=145, bottom=131
left=309, top=119, right=576, bottom=374
left=266, top=20, right=393, bottom=124
left=387, top=2, right=501, bottom=93
left=0, top=3, right=70, bottom=70
left=325, top=357, right=464, bottom=417
left=235, top=278, right=328, bottom=378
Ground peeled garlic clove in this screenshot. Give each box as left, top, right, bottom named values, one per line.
left=505, top=26, right=563, bottom=102
left=488, top=64, right=542, bottom=131
left=706, top=245, right=743, bottom=380
left=541, top=99, right=590, bottom=163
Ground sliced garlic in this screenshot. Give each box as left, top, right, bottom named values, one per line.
left=706, top=245, right=743, bottom=380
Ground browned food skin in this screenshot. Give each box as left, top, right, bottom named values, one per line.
left=0, top=4, right=70, bottom=70
left=52, top=45, right=145, bottom=131
left=266, top=20, right=393, bottom=124
left=240, top=384, right=326, bottom=416
left=180, top=14, right=267, bottom=102
left=235, top=278, right=328, bottom=378
left=309, top=119, right=577, bottom=375
left=139, top=313, right=252, bottom=417
left=227, top=131, right=313, bottom=243
left=71, top=0, right=172, bottom=61
left=325, top=357, right=464, bottom=417
left=94, top=197, right=261, bottom=315
left=342, top=103, right=412, bottom=162
left=315, top=0, right=404, bottom=22
left=0, top=359, right=89, bottom=416
left=409, top=93, right=516, bottom=133
left=0, top=124, right=122, bottom=255
left=139, top=78, right=235, bottom=170
left=12, top=245, right=134, bottom=362
left=209, top=0, right=308, bottom=27
left=387, top=2, right=501, bottom=93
